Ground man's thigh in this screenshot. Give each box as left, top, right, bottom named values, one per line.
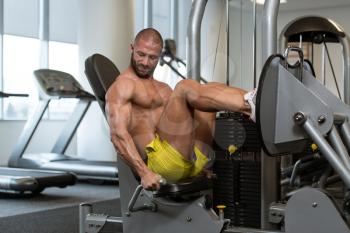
left=156, top=92, right=196, bottom=159
left=194, top=110, right=216, bottom=154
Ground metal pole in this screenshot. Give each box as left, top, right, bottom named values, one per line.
left=328, top=125, right=350, bottom=172
left=0, top=0, right=3, bottom=119
left=79, top=203, right=92, bottom=233
left=340, top=121, right=350, bottom=152
left=144, top=0, right=153, bottom=28
left=39, top=0, right=49, bottom=69
left=339, top=36, right=350, bottom=104
left=170, top=0, right=178, bottom=40
left=321, top=41, right=326, bottom=85
left=226, top=0, right=230, bottom=86
left=261, top=0, right=280, bottom=229
left=253, top=0, right=257, bottom=88
left=303, top=119, right=350, bottom=188
left=261, top=0, right=280, bottom=61
left=186, top=0, right=208, bottom=81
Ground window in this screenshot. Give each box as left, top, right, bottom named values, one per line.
left=3, top=35, right=40, bottom=119
left=137, top=0, right=191, bottom=88
left=152, top=0, right=172, bottom=39
left=0, top=0, right=79, bottom=120
left=48, top=41, right=79, bottom=119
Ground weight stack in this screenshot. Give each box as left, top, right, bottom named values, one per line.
left=213, top=112, right=262, bottom=228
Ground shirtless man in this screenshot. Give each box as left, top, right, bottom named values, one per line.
left=106, top=28, right=255, bottom=190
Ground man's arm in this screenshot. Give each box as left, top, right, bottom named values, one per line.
left=105, top=78, right=161, bottom=190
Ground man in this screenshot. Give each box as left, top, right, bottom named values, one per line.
left=106, top=28, right=256, bottom=190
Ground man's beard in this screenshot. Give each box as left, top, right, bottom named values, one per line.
left=130, top=54, right=156, bottom=79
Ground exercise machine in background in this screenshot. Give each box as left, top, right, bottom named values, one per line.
left=0, top=91, right=76, bottom=195
left=8, top=69, right=118, bottom=182
left=160, top=39, right=208, bottom=83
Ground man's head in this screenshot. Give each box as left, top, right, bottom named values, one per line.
left=130, top=28, right=163, bottom=79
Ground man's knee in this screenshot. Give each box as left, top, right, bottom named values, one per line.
left=174, top=79, right=198, bottom=90
left=174, top=79, right=200, bottom=98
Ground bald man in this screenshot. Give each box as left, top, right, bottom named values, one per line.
left=106, top=28, right=256, bottom=190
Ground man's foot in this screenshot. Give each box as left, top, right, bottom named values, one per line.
left=244, top=89, right=257, bottom=122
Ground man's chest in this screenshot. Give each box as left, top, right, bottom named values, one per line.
left=132, top=81, right=169, bottom=109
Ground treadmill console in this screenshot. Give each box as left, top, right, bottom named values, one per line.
left=34, top=69, right=94, bottom=99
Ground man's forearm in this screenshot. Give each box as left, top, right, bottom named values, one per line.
left=111, top=133, right=149, bottom=176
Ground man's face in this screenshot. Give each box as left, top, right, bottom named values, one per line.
left=131, top=38, right=162, bottom=79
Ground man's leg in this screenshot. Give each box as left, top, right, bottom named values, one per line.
left=194, top=110, right=216, bottom=156
left=156, top=79, right=249, bottom=160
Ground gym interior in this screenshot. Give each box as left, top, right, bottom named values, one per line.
left=0, top=0, right=350, bottom=233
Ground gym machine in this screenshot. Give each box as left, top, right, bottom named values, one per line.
left=279, top=16, right=350, bottom=103
left=0, top=91, right=76, bottom=194
left=81, top=49, right=350, bottom=233
left=8, top=69, right=118, bottom=182
left=256, top=46, right=350, bottom=233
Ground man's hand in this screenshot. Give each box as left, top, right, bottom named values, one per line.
left=140, top=169, right=162, bottom=190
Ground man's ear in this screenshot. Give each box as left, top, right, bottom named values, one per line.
left=129, top=44, right=134, bottom=52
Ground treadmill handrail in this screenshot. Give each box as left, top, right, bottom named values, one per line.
left=51, top=99, right=92, bottom=154
left=0, top=91, right=29, bottom=98
left=8, top=100, right=50, bottom=167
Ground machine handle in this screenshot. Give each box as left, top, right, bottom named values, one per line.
left=127, top=177, right=167, bottom=213
left=0, top=91, right=29, bottom=98
left=128, top=185, right=144, bottom=212
left=283, top=46, right=304, bottom=81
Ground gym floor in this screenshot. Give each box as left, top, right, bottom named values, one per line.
left=0, top=183, right=121, bottom=233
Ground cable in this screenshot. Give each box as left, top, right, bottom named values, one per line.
left=211, top=0, right=225, bottom=83
left=160, top=49, right=208, bottom=83
left=323, top=41, right=342, bottom=100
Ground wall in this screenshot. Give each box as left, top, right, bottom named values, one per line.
left=229, top=2, right=256, bottom=90
left=200, top=0, right=228, bottom=83
left=77, top=0, right=134, bottom=161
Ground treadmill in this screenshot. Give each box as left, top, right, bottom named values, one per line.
left=0, top=91, right=76, bottom=194
left=8, top=69, right=118, bottom=182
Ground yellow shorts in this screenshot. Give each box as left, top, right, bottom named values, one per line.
left=145, top=134, right=209, bottom=182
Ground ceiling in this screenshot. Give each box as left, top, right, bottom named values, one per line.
left=229, top=0, right=350, bottom=12
left=279, top=0, right=350, bottom=11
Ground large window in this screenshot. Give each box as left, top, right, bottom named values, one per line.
left=0, top=0, right=79, bottom=120
left=48, top=41, right=79, bottom=119
left=3, top=35, right=40, bottom=119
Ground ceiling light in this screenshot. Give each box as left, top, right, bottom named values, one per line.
left=252, top=0, right=287, bottom=5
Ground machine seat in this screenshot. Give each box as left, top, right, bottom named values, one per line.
left=154, top=176, right=212, bottom=198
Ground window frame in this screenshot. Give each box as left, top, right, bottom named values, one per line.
left=0, top=0, right=79, bottom=121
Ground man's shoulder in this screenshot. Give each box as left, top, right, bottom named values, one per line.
left=114, top=71, right=136, bottom=87
left=106, top=72, right=136, bottom=98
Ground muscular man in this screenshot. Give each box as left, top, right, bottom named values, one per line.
left=106, top=28, right=255, bottom=190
